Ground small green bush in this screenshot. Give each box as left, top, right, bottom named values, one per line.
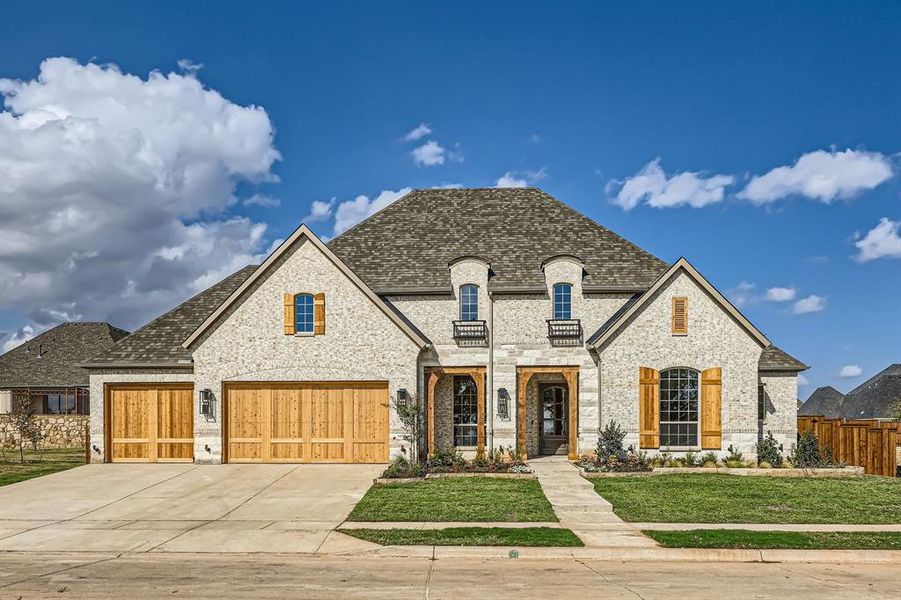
left=758, top=461, right=773, bottom=469
left=703, top=460, right=718, bottom=468
left=726, top=444, right=744, bottom=464
left=790, top=431, right=823, bottom=468
left=682, top=451, right=698, bottom=467
left=756, top=431, right=784, bottom=467
left=597, top=420, right=626, bottom=462
left=382, top=455, right=424, bottom=478
left=700, top=451, right=718, bottom=465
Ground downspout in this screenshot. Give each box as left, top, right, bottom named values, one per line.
left=488, top=289, right=495, bottom=452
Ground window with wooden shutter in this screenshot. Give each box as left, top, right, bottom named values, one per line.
left=671, top=297, right=688, bottom=335
left=638, top=367, right=660, bottom=448
left=700, top=367, right=722, bottom=449
left=313, top=293, right=325, bottom=335
left=283, top=293, right=295, bottom=335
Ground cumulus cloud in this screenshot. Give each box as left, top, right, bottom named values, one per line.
left=243, top=194, right=280, bottom=208
left=2, top=325, right=37, bottom=353
left=839, top=364, right=863, bottom=378
left=765, top=287, right=796, bottom=302
left=854, top=218, right=901, bottom=262
left=0, top=57, right=280, bottom=331
left=727, top=281, right=757, bottom=307
left=792, top=295, right=826, bottom=314
left=495, top=167, right=547, bottom=188
left=608, top=159, right=734, bottom=210
left=403, top=123, right=432, bottom=142
left=304, top=198, right=335, bottom=223
left=411, top=140, right=445, bottom=167
left=333, top=188, right=412, bottom=236
left=739, top=149, right=893, bottom=204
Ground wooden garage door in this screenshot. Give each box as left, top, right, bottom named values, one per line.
left=107, top=385, right=194, bottom=462
left=224, top=382, right=388, bottom=463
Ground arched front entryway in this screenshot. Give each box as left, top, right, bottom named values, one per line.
left=516, top=366, right=579, bottom=459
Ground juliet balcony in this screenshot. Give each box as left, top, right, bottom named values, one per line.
left=547, top=319, right=582, bottom=345
left=453, top=320, right=488, bottom=342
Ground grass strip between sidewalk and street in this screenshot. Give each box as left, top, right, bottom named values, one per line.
left=349, top=478, right=557, bottom=522
left=591, top=473, right=901, bottom=524
left=0, top=448, right=85, bottom=487
left=645, top=529, right=901, bottom=550
left=342, top=527, right=583, bottom=547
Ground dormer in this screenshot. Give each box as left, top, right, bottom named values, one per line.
left=540, top=255, right=584, bottom=341
left=448, top=256, right=491, bottom=341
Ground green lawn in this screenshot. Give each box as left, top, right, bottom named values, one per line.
left=0, top=448, right=85, bottom=487
left=591, top=473, right=901, bottom=524
left=348, top=478, right=558, bottom=522
left=645, top=529, right=901, bottom=550
left=342, top=527, right=582, bottom=547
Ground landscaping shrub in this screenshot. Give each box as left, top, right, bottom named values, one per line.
left=578, top=445, right=651, bottom=473
left=700, top=452, right=718, bottom=465
left=756, top=431, right=784, bottom=467
left=596, top=420, right=626, bottom=462
left=725, top=444, right=744, bottom=464
left=682, top=451, right=698, bottom=467
left=381, top=445, right=531, bottom=478
left=382, top=455, right=424, bottom=479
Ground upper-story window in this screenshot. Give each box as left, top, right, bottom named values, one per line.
left=553, top=283, right=572, bottom=320
left=460, top=284, right=479, bottom=321
left=294, top=293, right=315, bottom=334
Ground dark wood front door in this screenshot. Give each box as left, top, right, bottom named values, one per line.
left=539, top=384, right=568, bottom=455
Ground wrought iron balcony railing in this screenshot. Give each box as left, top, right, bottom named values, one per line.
left=547, top=319, right=582, bottom=339
left=453, top=320, right=488, bottom=340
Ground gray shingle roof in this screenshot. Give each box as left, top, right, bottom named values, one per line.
left=85, top=266, right=256, bottom=366
left=799, top=386, right=845, bottom=417
left=327, top=188, right=668, bottom=291
left=759, top=345, right=808, bottom=372
left=799, top=365, right=901, bottom=420
left=0, top=323, right=130, bottom=387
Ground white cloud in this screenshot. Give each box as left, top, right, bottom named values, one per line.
left=728, top=281, right=757, bottom=307
left=304, top=198, right=335, bottom=223
left=792, top=295, right=826, bottom=314
left=176, top=58, right=204, bottom=75
left=243, top=194, right=280, bottom=208
left=839, top=364, right=863, bottom=378
left=854, top=218, right=901, bottom=262
left=765, top=287, right=796, bottom=302
left=411, top=140, right=445, bottom=167
left=1, top=325, right=36, bottom=353
left=333, top=188, right=412, bottom=236
left=798, top=374, right=810, bottom=387
left=0, top=57, right=280, bottom=331
left=403, top=123, right=432, bottom=142
left=529, top=133, right=542, bottom=144
left=739, top=149, right=893, bottom=204
left=608, top=159, right=734, bottom=210
left=495, top=167, right=547, bottom=188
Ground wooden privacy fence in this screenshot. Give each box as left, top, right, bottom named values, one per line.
left=797, top=416, right=899, bottom=477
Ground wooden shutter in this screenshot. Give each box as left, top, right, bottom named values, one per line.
left=701, top=367, right=722, bottom=449
left=672, top=297, right=687, bottom=334
left=639, top=367, right=660, bottom=448
left=313, top=293, right=326, bottom=335
left=283, top=293, right=295, bottom=335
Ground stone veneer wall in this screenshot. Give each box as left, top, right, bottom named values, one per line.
left=190, top=237, right=421, bottom=463
left=595, top=270, right=764, bottom=458
left=759, top=371, right=800, bottom=451
left=0, top=414, right=89, bottom=448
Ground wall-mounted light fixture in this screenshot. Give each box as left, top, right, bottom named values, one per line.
left=199, top=388, right=215, bottom=418
left=497, top=388, right=509, bottom=419
left=396, top=388, right=409, bottom=408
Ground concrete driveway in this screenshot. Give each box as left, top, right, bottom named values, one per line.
left=0, top=463, right=382, bottom=554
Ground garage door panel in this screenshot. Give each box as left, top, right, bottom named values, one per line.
left=108, top=385, right=193, bottom=463
left=225, top=382, right=387, bottom=464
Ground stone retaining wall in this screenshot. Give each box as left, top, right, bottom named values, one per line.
left=0, top=414, right=89, bottom=449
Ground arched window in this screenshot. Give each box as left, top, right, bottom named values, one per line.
left=659, top=368, right=699, bottom=447
left=553, top=283, right=572, bottom=320
left=294, top=293, right=314, bottom=334
left=460, top=284, right=479, bottom=321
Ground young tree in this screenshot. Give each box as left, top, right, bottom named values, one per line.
left=8, top=396, right=43, bottom=463
left=392, top=393, right=423, bottom=463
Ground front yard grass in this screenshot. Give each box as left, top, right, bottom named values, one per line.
left=0, top=448, right=85, bottom=487
left=343, top=527, right=582, bottom=547
left=645, top=529, right=901, bottom=550
left=348, top=478, right=557, bottom=522
left=591, top=473, right=901, bottom=524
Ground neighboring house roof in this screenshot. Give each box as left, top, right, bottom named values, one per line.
left=759, top=345, right=809, bottom=372
left=327, top=187, right=668, bottom=292
left=0, top=322, right=130, bottom=387
left=183, top=225, right=430, bottom=350
left=586, top=257, right=771, bottom=349
left=799, top=386, right=845, bottom=417
left=84, top=267, right=257, bottom=367
left=799, top=365, right=901, bottom=420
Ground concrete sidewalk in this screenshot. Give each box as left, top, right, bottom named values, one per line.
left=629, top=522, right=901, bottom=532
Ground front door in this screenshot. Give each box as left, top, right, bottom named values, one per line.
left=539, top=384, right=568, bottom=455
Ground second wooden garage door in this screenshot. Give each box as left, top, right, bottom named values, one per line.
left=224, top=382, right=389, bottom=463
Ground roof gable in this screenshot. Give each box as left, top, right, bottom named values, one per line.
left=799, top=386, right=844, bottom=417
left=183, top=225, right=429, bottom=349
left=327, top=188, right=668, bottom=292
left=586, top=258, right=770, bottom=349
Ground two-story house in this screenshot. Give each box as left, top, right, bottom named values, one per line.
left=84, top=188, right=806, bottom=464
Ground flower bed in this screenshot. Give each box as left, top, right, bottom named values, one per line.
left=579, top=466, right=865, bottom=478
left=379, top=447, right=532, bottom=481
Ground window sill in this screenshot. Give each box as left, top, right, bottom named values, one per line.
left=671, top=333, right=688, bottom=337
left=294, top=331, right=314, bottom=337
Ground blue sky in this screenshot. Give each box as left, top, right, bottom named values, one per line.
left=1, top=1, right=899, bottom=396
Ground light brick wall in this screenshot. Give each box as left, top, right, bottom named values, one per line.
left=759, top=371, right=800, bottom=452
left=190, top=238, right=422, bottom=463
left=595, top=270, right=764, bottom=458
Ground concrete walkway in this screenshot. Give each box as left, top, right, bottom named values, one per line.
left=528, top=456, right=658, bottom=548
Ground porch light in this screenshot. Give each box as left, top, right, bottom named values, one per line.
left=497, top=388, right=509, bottom=419
left=396, top=388, right=409, bottom=408
left=198, top=389, right=215, bottom=417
